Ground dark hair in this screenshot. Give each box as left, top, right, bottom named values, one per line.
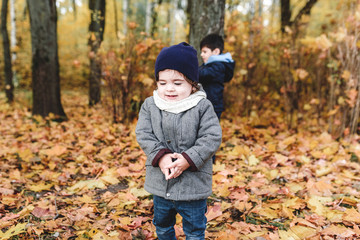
left=156, top=69, right=200, bottom=93
left=200, top=33, right=224, bottom=53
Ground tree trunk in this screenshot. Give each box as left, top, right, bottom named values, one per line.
left=281, top=0, right=318, bottom=33
left=170, top=0, right=179, bottom=44
left=10, top=0, right=18, bottom=87
left=88, top=0, right=105, bottom=106
left=122, top=0, right=129, bottom=35
left=113, top=0, right=120, bottom=40
left=188, top=0, right=225, bottom=62
left=1, top=0, right=14, bottom=103
left=258, top=0, right=263, bottom=17
left=151, top=0, right=162, bottom=37
left=27, top=0, right=66, bottom=118
left=72, top=0, right=77, bottom=20
left=145, top=0, right=152, bottom=35
left=280, top=0, right=290, bottom=33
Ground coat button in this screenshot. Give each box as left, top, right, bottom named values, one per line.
left=166, top=193, right=170, bottom=197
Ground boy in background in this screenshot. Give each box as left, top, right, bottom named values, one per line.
left=199, top=33, right=235, bottom=120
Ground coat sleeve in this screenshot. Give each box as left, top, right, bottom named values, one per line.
left=182, top=100, right=222, bottom=171
left=199, top=62, right=226, bottom=84
left=135, top=99, right=172, bottom=167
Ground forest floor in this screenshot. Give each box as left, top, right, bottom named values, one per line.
left=0, top=92, right=360, bottom=240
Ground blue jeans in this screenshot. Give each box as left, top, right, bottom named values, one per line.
left=153, top=195, right=207, bottom=240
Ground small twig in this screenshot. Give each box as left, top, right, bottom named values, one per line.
left=53, top=193, right=60, bottom=220
left=337, top=197, right=344, bottom=207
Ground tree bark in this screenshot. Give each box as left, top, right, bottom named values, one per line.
left=188, top=0, right=225, bottom=62
left=72, top=0, right=77, bottom=20
left=27, top=0, right=66, bottom=118
left=151, top=0, right=162, bottom=37
left=281, top=0, right=318, bottom=32
left=113, top=0, right=120, bottom=40
left=280, top=0, right=290, bottom=32
left=88, top=0, right=105, bottom=106
left=292, top=0, right=317, bottom=26
left=145, top=0, right=152, bottom=35
left=1, top=0, right=14, bottom=103
left=122, top=0, right=129, bottom=35
left=10, top=0, right=18, bottom=87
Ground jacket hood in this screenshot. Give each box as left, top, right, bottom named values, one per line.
left=223, top=60, right=235, bottom=82
left=206, top=52, right=234, bottom=65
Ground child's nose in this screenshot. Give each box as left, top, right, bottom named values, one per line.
left=166, top=84, right=175, bottom=91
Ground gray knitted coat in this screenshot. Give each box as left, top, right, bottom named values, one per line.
left=135, top=96, right=222, bottom=201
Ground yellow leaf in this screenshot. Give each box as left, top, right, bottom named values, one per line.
left=2, top=197, right=17, bottom=205
left=9, top=169, right=21, bottom=180
left=1, top=223, right=27, bottom=240
left=327, top=108, right=338, bottom=116
left=40, top=145, right=67, bottom=157
left=290, top=225, right=317, bottom=239
left=303, top=104, right=311, bottom=110
left=286, top=182, right=304, bottom=193
left=119, top=200, right=136, bottom=210
left=316, top=34, right=332, bottom=51
left=321, top=224, right=355, bottom=238
left=315, top=167, right=333, bottom=177
left=88, top=229, right=99, bottom=237
left=247, top=231, right=269, bottom=238
left=279, top=229, right=301, bottom=240
left=338, top=96, right=345, bottom=105
left=279, top=136, right=296, bottom=149
left=218, top=183, right=231, bottom=197
left=67, top=179, right=106, bottom=193
left=342, top=70, right=351, bottom=80
left=93, top=232, right=111, bottom=240
left=229, top=145, right=250, bottom=157
left=18, top=149, right=33, bottom=162
left=119, top=216, right=132, bottom=225
left=260, top=208, right=279, bottom=219
left=28, top=183, right=54, bottom=192
left=213, top=162, right=226, bottom=172
left=239, top=69, right=247, bottom=75
left=248, top=155, right=259, bottom=166
left=307, top=196, right=332, bottom=216
left=283, top=197, right=305, bottom=209
left=266, top=169, right=279, bottom=180
left=343, top=207, right=360, bottom=224
left=221, top=201, right=232, bottom=211
left=130, top=188, right=150, bottom=198
left=77, top=195, right=98, bottom=204
left=274, top=153, right=288, bottom=164
left=100, top=175, right=120, bottom=185
left=18, top=205, right=35, bottom=216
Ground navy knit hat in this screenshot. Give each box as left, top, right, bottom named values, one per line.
left=155, top=42, right=199, bottom=82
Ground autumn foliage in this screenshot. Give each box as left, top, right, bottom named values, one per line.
left=1, top=88, right=360, bottom=239
left=1, top=0, right=360, bottom=239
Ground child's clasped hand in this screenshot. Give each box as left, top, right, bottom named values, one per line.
left=159, top=153, right=190, bottom=180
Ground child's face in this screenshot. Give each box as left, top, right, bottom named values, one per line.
left=200, top=47, right=220, bottom=64
left=157, top=69, right=193, bottom=102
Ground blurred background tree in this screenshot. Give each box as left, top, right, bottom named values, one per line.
left=0, top=0, right=359, bottom=136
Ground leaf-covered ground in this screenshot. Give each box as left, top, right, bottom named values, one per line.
left=1, top=92, right=360, bottom=240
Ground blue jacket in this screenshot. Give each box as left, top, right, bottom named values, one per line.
left=135, top=96, right=222, bottom=201
left=199, top=52, right=235, bottom=113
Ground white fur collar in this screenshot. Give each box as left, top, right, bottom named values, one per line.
left=153, top=89, right=206, bottom=114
